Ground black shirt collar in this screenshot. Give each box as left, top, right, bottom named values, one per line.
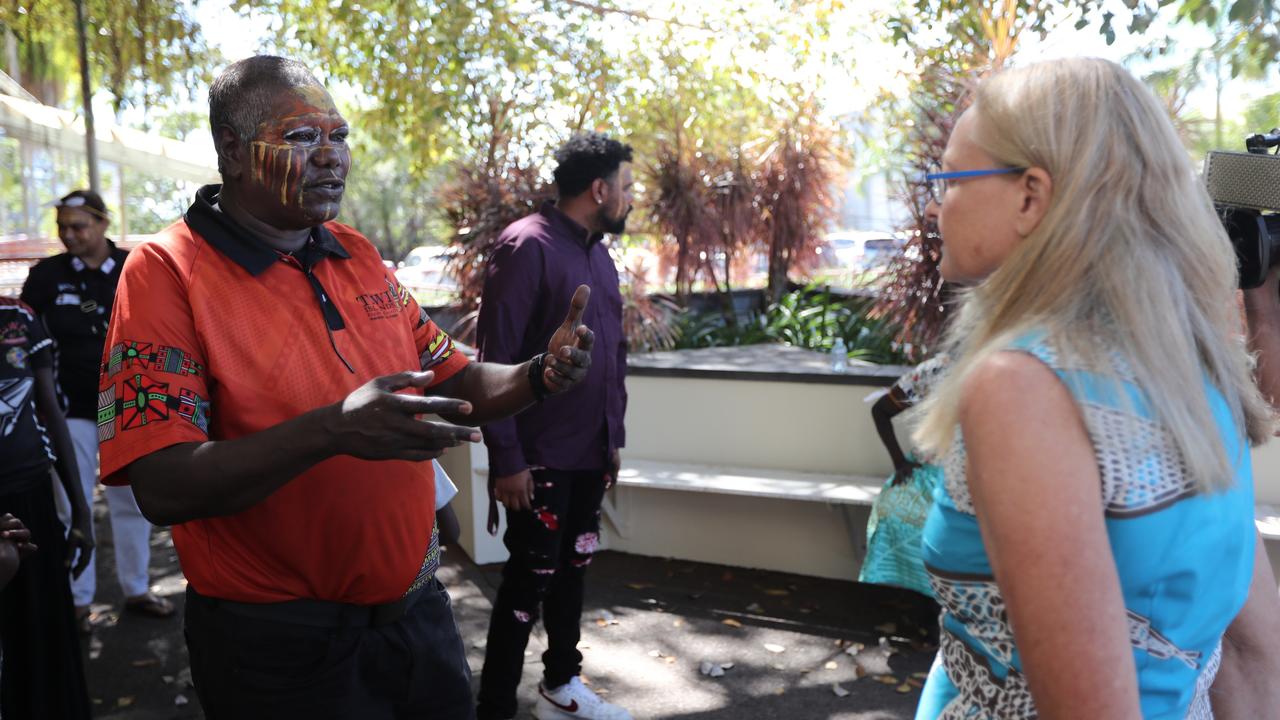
left=68, top=240, right=126, bottom=275
left=540, top=201, right=604, bottom=247
left=185, top=184, right=351, bottom=277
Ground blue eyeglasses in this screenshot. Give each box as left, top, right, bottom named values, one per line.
left=924, top=164, right=1026, bottom=205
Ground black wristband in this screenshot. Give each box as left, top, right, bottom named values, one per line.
left=527, top=353, right=551, bottom=402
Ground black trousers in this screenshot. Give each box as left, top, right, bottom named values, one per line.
left=184, top=578, right=474, bottom=720
left=0, top=477, right=92, bottom=720
left=476, top=468, right=608, bottom=720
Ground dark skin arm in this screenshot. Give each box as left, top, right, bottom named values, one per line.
left=128, top=287, right=595, bottom=527
left=431, top=285, right=595, bottom=427
left=871, top=386, right=920, bottom=485
left=129, top=371, right=481, bottom=526
left=440, top=285, right=596, bottom=513
left=32, top=366, right=93, bottom=578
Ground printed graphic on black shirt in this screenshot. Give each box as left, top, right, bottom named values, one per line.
left=0, top=300, right=56, bottom=489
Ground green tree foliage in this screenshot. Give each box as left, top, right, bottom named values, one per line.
left=236, top=0, right=619, bottom=172
left=0, top=1, right=216, bottom=121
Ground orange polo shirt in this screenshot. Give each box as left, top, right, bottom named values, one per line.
left=97, top=185, right=468, bottom=604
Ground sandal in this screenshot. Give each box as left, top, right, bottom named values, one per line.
left=124, top=592, right=176, bottom=619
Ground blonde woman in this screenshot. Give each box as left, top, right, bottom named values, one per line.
left=911, top=58, right=1280, bottom=719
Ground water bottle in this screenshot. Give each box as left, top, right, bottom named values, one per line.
left=830, top=337, right=848, bottom=373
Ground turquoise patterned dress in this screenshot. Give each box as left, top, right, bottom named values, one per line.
left=915, top=333, right=1255, bottom=719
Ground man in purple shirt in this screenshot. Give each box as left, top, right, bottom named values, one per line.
left=475, top=133, right=633, bottom=720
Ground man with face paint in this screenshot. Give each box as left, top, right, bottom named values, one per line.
left=475, top=133, right=634, bottom=720
left=96, top=56, right=597, bottom=720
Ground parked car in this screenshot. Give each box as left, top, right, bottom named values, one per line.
left=395, top=245, right=459, bottom=304
left=820, top=231, right=904, bottom=271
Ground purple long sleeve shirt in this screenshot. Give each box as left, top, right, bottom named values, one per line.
left=476, top=202, right=627, bottom=476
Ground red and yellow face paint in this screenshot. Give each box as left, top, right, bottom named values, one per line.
left=246, top=85, right=350, bottom=224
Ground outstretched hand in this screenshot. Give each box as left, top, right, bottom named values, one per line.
left=331, top=371, right=481, bottom=462
left=542, top=284, right=595, bottom=394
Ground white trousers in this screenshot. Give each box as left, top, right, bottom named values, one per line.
left=53, top=418, right=153, bottom=605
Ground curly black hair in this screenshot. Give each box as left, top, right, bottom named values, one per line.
left=552, top=132, right=634, bottom=199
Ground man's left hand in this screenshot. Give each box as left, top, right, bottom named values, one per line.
left=606, top=449, right=621, bottom=490
left=543, top=284, right=595, bottom=394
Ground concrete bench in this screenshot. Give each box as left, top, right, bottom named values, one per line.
left=613, top=459, right=883, bottom=506
left=599, top=459, right=887, bottom=579
left=1258, top=505, right=1280, bottom=542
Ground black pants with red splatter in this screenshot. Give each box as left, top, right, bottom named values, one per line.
left=476, top=468, right=607, bottom=720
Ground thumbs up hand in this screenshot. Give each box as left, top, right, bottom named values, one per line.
left=542, top=284, right=595, bottom=394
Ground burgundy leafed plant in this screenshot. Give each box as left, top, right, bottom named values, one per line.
left=436, top=160, right=554, bottom=342
left=757, top=100, right=842, bottom=305
left=871, top=62, right=976, bottom=362
left=644, top=138, right=718, bottom=305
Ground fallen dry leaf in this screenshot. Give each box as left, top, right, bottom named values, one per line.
left=722, top=618, right=743, bottom=628
left=117, top=697, right=135, bottom=708
left=130, top=658, right=158, bottom=668
left=824, top=660, right=838, bottom=670
left=664, top=656, right=677, bottom=664
left=850, top=638, right=895, bottom=676
left=843, top=642, right=866, bottom=656
left=626, top=582, right=653, bottom=590
left=763, top=588, right=790, bottom=597
left=896, top=682, right=913, bottom=693
left=911, top=671, right=930, bottom=679
left=875, top=676, right=898, bottom=685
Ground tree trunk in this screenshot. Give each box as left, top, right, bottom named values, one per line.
left=767, top=237, right=788, bottom=304
left=675, top=232, right=690, bottom=306
left=74, top=0, right=99, bottom=193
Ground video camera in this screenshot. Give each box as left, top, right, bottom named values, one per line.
left=1205, top=132, right=1280, bottom=289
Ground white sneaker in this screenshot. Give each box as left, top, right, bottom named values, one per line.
left=532, top=677, right=633, bottom=720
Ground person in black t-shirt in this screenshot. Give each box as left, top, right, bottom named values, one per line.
left=21, top=190, right=174, bottom=630
left=0, top=297, right=93, bottom=719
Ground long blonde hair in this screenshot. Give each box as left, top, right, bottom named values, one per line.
left=914, top=58, right=1272, bottom=491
